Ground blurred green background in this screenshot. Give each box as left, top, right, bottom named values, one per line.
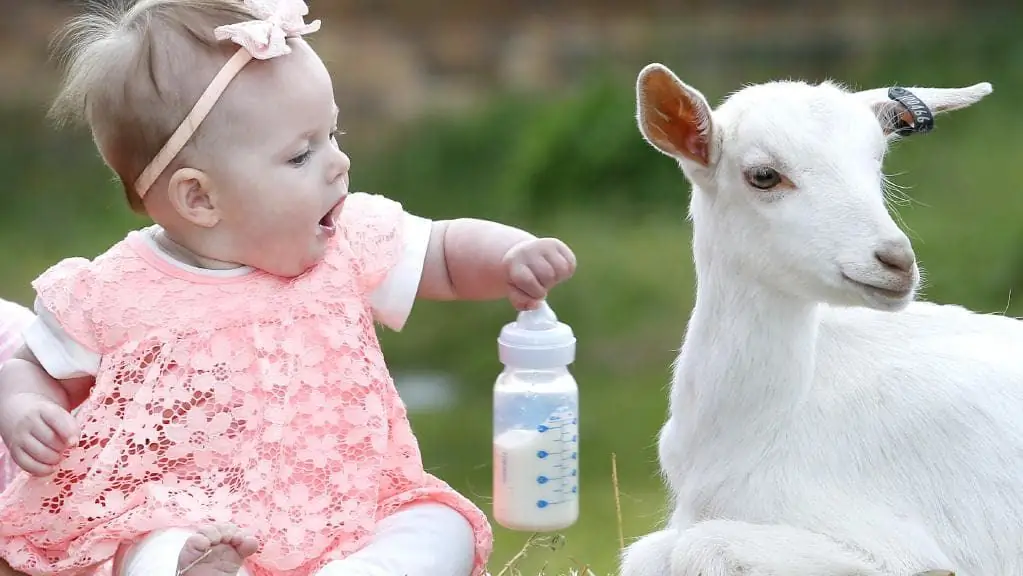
left=1, top=2, right=1022, bottom=574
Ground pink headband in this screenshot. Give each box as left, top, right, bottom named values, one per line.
left=133, top=0, right=321, bottom=199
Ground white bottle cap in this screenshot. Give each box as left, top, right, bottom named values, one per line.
left=498, top=301, right=576, bottom=370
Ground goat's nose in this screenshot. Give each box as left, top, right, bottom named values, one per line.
left=874, top=239, right=916, bottom=274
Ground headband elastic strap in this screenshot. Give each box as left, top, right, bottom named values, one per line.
left=134, top=48, right=252, bottom=198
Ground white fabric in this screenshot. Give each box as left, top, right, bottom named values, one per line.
left=316, top=503, right=475, bottom=576
left=135, top=227, right=254, bottom=278
left=25, top=214, right=432, bottom=380
left=110, top=503, right=472, bottom=576
left=23, top=304, right=100, bottom=380
left=112, top=527, right=253, bottom=576
left=369, top=212, right=431, bottom=332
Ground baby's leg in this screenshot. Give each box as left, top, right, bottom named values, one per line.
left=113, top=525, right=258, bottom=576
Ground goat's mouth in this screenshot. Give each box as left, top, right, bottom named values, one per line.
left=841, top=273, right=914, bottom=302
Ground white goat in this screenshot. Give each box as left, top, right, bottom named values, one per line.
left=619, top=63, right=1023, bottom=576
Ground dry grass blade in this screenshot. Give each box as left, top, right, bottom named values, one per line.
left=494, top=532, right=542, bottom=576
left=175, top=549, right=212, bottom=576
left=485, top=453, right=628, bottom=576
left=612, top=452, right=624, bottom=552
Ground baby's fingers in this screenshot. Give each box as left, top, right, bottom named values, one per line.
left=508, top=263, right=546, bottom=300
left=11, top=439, right=59, bottom=477
left=37, top=403, right=79, bottom=451
left=528, top=258, right=558, bottom=289
left=508, top=287, right=541, bottom=311
left=542, top=251, right=576, bottom=283
left=554, top=241, right=577, bottom=270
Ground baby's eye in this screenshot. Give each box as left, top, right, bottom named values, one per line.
left=289, top=150, right=311, bottom=166
left=329, top=129, right=344, bottom=143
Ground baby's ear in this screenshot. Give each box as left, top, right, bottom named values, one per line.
left=167, top=168, right=221, bottom=228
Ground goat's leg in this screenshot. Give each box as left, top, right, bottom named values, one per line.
left=622, top=519, right=955, bottom=576
left=667, top=519, right=880, bottom=576
left=620, top=527, right=677, bottom=576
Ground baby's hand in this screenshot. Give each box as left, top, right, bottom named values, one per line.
left=0, top=393, right=78, bottom=476
left=501, top=237, right=577, bottom=310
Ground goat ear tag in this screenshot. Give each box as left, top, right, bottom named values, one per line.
left=887, top=87, right=935, bottom=136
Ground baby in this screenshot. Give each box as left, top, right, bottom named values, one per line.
left=0, top=1, right=577, bottom=576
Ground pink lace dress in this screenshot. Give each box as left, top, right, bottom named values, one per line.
left=0, top=298, right=36, bottom=493
left=0, top=193, right=493, bottom=576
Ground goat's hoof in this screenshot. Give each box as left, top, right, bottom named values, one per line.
left=913, top=571, right=954, bottom=576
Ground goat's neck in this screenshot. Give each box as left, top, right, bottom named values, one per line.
left=674, top=227, right=820, bottom=440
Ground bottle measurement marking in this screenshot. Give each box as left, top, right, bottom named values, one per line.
left=535, top=413, right=578, bottom=509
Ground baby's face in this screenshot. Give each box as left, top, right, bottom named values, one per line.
left=206, top=39, right=350, bottom=277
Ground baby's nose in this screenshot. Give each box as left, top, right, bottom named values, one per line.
left=331, top=149, right=351, bottom=183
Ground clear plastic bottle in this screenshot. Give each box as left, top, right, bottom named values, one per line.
left=492, top=301, right=579, bottom=532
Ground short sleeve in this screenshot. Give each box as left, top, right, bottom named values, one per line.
left=341, top=193, right=432, bottom=329
left=28, top=257, right=103, bottom=378
left=370, top=212, right=432, bottom=332
left=23, top=300, right=101, bottom=379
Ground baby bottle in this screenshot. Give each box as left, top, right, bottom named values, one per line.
left=492, top=300, right=579, bottom=532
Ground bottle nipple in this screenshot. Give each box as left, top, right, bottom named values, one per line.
left=516, top=301, right=559, bottom=331
left=498, top=301, right=576, bottom=370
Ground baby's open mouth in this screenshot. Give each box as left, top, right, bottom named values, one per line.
left=318, top=196, right=346, bottom=237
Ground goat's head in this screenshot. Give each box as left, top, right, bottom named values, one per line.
left=636, top=63, right=991, bottom=311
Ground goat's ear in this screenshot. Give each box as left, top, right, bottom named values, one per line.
left=636, top=63, right=714, bottom=167
left=854, top=82, right=993, bottom=137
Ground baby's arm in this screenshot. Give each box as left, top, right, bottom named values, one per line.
left=0, top=346, right=88, bottom=476
left=418, top=219, right=576, bottom=309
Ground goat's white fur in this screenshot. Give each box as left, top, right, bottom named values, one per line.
left=620, top=63, right=1018, bottom=576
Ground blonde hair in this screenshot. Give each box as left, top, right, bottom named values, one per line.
left=49, top=0, right=256, bottom=213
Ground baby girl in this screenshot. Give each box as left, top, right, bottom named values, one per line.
left=0, top=1, right=576, bottom=576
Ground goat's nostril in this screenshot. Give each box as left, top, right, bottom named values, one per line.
left=874, top=246, right=915, bottom=274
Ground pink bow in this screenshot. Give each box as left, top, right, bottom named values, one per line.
left=214, top=0, right=321, bottom=60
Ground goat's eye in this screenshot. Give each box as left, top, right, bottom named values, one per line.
left=746, top=167, right=782, bottom=190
